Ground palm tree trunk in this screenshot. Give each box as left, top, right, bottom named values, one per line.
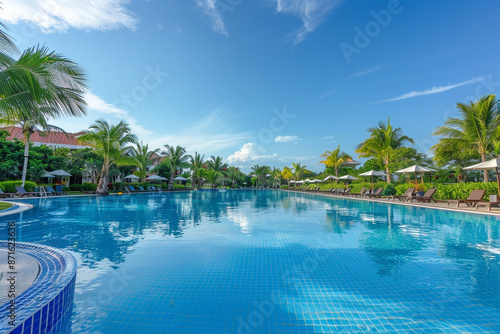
left=385, top=165, right=391, bottom=183
left=168, top=173, right=174, bottom=191
left=96, top=164, right=109, bottom=195
left=21, top=134, right=30, bottom=187
left=482, top=153, right=489, bottom=182
left=335, top=166, right=338, bottom=178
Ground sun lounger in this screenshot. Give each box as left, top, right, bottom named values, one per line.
left=447, top=189, right=486, bottom=208
left=415, top=188, right=437, bottom=203
left=476, top=200, right=500, bottom=211
left=388, top=188, right=415, bottom=202
left=15, top=186, right=41, bottom=197
left=350, top=187, right=366, bottom=198
left=45, top=185, right=66, bottom=196
left=367, top=188, right=383, bottom=198
left=0, top=188, right=14, bottom=198
left=128, top=186, right=140, bottom=192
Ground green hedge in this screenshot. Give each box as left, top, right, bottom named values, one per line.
left=0, top=181, right=37, bottom=193
left=82, top=182, right=97, bottom=192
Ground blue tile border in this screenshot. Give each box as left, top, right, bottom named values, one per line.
left=0, top=242, right=77, bottom=334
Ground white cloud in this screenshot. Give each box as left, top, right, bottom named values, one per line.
left=227, top=143, right=277, bottom=163
left=319, top=88, right=337, bottom=99
left=379, top=76, right=486, bottom=103
left=274, top=0, right=344, bottom=44
left=274, top=135, right=300, bottom=143
left=195, top=0, right=228, bottom=36
left=0, top=0, right=138, bottom=32
left=349, top=65, right=381, bottom=79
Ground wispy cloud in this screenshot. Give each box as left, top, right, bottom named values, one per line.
left=0, top=0, right=138, bottom=32
left=274, top=0, right=344, bottom=44
left=319, top=88, right=337, bottom=99
left=195, top=0, right=228, bottom=36
left=275, top=135, right=301, bottom=143
left=349, top=65, right=381, bottom=79
left=378, top=76, right=486, bottom=103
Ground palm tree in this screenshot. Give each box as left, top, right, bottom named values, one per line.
left=282, top=166, right=293, bottom=186
left=129, top=142, right=160, bottom=182
left=226, top=166, right=241, bottom=188
left=189, top=152, right=205, bottom=189
left=162, top=145, right=191, bottom=191
left=251, top=164, right=269, bottom=188
left=319, top=145, right=352, bottom=178
left=355, top=118, right=414, bottom=183
left=292, top=162, right=307, bottom=181
left=207, top=156, right=227, bottom=188
left=205, top=169, right=222, bottom=188
left=0, top=45, right=88, bottom=186
left=432, top=95, right=500, bottom=182
left=78, top=119, right=137, bottom=195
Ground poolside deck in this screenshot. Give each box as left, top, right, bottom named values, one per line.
left=285, top=189, right=500, bottom=217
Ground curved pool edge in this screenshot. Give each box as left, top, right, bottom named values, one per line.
left=0, top=242, right=77, bottom=334
left=0, top=202, right=33, bottom=218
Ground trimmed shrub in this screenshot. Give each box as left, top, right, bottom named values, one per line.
left=82, top=182, right=98, bottom=192
left=0, top=181, right=37, bottom=193
left=62, top=187, right=71, bottom=191
left=70, top=184, right=83, bottom=191
left=381, top=183, right=396, bottom=196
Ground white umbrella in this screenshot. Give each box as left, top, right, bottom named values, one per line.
left=323, top=175, right=338, bottom=181
left=146, top=175, right=167, bottom=181
left=295, top=180, right=305, bottom=184
left=338, top=175, right=358, bottom=180
left=174, top=176, right=187, bottom=181
left=312, top=179, right=323, bottom=183
left=464, top=158, right=500, bottom=194
left=358, top=170, right=387, bottom=189
left=266, top=173, right=271, bottom=177
left=304, top=178, right=312, bottom=182
left=124, top=174, right=140, bottom=180
left=289, top=180, right=296, bottom=183
left=341, top=159, right=361, bottom=167
left=395, top=164, right=437, bottom=186
left=41, top=172, right=55, bottom=179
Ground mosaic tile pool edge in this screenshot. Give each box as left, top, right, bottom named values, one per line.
left=0, top=242, right=77, bottom=334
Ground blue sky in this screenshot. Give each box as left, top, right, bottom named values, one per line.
left=1, top=0, right=499, bottom=172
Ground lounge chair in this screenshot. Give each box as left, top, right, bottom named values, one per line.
left=128, top=186, right=140, bottom=192
left=350, top=187, right=366, bottom=198
left=415, top=188, right=437, bottom=203
left=447, top=189, right=486, bottom=208
left=476, top=199, right=500, bottom=211
left=15, top=186, right=41, bottom=197
left=340, top=188, right=351, bottom=196
left=367, top=188, right=383, bottom=198
left=388, top=188, right=415, bottom=202
left=46, top=185, right=66, bottom=196
left=0, top=188, right=14, bottom=198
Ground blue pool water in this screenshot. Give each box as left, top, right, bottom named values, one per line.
left=1, top=190, right=500, bottom=333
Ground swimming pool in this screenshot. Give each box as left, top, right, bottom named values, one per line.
left=1, top=190, right=500, bottom=333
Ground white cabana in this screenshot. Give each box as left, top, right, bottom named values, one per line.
left=464, top=158, right=500, bottom=194
left=358, top=170, right=387, bottom=189
left=124, top=174, right=140, bottom=183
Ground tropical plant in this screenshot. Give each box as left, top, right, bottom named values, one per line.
left=162, top=145, right=191, bottom=190
left=207, top=156, right=227, bottom=188
left=0, top=44, right=88, bottom=186
left=292, top=162, right=307, bottom=181
left=355, top=118, right=414, bottom=183
left=251, top=164, right=269, bottom=188
left=189, top=152, right=205, bottom=189
left=129, top=142, right=160, bottom=182
left=319, top=145, right=352, bottom=178
left=226, top=166, right=242, bottom=188
left=78, top=119, right=137, bottom=195
left=281, top=166, right=293, bottom=185
left=432, top=95, right=500, bottom=182
left=205, top=169, right=222, bottom=188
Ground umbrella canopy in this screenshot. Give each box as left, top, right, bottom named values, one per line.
left=395, top=165, right=437, bottom=173
left=395, top=165, right=436, bottom=186
left=304, top=178, right=312, bottom=182
left=295, top=180, right=305, bottom=184
left=48, top=169, right=72, bottom=177
left=312, top=179, right=323, bottom=183
left=124, top=174, right=140, bottom=179
left=464, top=158, right=500, bottom=194
left=41, top=173, right=55, bottom=178
left=323, top=175, right=338, bottom=181
left=266, top=173, right=271, bottom=177
left=341, top=159, right=361, bottom=167
left=289, top=180, right=296, bottom=183
left=174, top=176, right=187, bottom=181
left=146, top=175, right=168, bottom=181
left=338, top=175, right=358, bottom=180
left=359, top=170, right=387, bottom=190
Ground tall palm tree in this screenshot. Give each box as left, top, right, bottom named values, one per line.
left=432, top=95, right=500, bottom=182
left=319, top=145, right=352, bottom=178
left=355, top=118, right=414, bottom=183
left=206, top=169, right=222, bottom=188
left=162, top=145, right=191, bottom=191
left=251, top=164, right=269, bottom=188
left=129, top=142, right=160, bottom=182
left=226, top=166, right=241, bottom=188
left=189, top=152, right=205, bottom=189
left=292, top=162, right=307, bottom=181
left=207, top=156, right=227, bottom=188
left=78, top=119, right=137, bottom=195
left=282, top=166, right=293, bottom=185
left=0, top=45, right=88, bottom=186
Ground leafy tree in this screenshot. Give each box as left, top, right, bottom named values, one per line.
left=432, top=95, right=500, bottom=182
left=355, top=118, right=414, bottom=183
left=78, top=119, right=137, bottom=195
left=319, top=145, right=352, bottom=177
left=162, top=145, right=191, bottom=190
left=189, top=152, right=205, bottom=189
left=292, top=162, right=307, bottom=180
left=281, top=166, right=293, bottom=185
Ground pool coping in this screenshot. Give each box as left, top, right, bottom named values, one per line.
left=0, top=201, right=33, bottom=217
left=283, top=189, right=500, bottom=218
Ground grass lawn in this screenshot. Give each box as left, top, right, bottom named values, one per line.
left=0, top=202, right=13, bottom=211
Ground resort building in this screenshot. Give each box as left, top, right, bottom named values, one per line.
left=0, top=126, right=90, bottom=150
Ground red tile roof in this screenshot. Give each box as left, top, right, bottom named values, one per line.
left=1, top=126, right=90, bottom=149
